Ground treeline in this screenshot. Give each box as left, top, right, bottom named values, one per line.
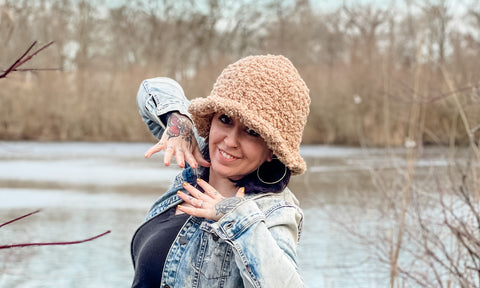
left=1, top=0, right=479, bottom=146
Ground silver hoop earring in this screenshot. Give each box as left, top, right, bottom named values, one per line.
left=256, top=158, right=287, bottom=185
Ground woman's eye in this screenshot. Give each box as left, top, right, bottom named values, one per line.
left=218, top=114, right=231, bottom=124
left=246, top=128, right=260, bottom=137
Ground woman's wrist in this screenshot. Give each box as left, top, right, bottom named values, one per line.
left=165, top=112, right=195, bottom=144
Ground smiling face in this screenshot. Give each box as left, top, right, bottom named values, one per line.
left=208, top=113, right=273, bottom=182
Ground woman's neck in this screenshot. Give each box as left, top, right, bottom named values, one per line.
left=208, top=171, right=238, bottom=198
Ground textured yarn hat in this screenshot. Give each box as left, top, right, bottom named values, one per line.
left=188, top=55, right=310, bottom=175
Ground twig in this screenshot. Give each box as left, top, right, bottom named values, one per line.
left=6, top=68, right=59, bottom=72
left=0, top=41, right=56, bottom=79
left=472, top=124, right=480, bottom=135
left=0, top=210, right=111, bottom=249
left=0, top=210, right=40, bottom=228
left=0, top=230, right=111, bottom=249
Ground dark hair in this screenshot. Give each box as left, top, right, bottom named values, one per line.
left=198, top=143, right=291, bottom=194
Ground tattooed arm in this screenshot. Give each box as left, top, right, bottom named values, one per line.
left=137, top=77, right=191, bottom=137
left=165, top=113, right=195, bottom=145
left=137, top=77, right=209, bottom=168
left=145, top=112, right=209, bottom=169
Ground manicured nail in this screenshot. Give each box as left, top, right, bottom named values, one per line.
left=183, top=182, right=188, bottom=187
left=177, top=190, right=182, bottom=195
left=240, top=187, right=245, bottom=193
left=197, top=178, right=202, bottom=183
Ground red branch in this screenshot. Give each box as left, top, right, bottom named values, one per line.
left=0, top=230, right=111, bottom=249
left=0, top=210, right=111, bottom=249
left=0, top=209, right=40, bottom=228
left=0, top=41, right=57, bottom=79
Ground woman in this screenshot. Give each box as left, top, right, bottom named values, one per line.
left=131, top=55, right=310, bottom=288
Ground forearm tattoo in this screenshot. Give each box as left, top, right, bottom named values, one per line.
left=215, top=197, right=245, bottom=217
left=166, top=113, right=194, bottom=147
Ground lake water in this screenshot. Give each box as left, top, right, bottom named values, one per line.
left=0, top=141, right=462, bottom=287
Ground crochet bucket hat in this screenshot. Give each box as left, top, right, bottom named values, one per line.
left=188, top=55, right=310, bottom=175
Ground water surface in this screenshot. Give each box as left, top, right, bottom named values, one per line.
left=0, top=141, right=457, bottom=287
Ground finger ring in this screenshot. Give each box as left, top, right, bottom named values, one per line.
left=178, top=148, right=183, bottom=152
left=166, top=145, right=174, bottom=150
left=198, top=201, right=204, bottom=208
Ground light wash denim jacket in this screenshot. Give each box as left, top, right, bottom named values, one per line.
left=133, top=77, right=305, bottom=288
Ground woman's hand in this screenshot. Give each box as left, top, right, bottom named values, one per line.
left=177, top=179, right=245, bottom=221
left=144, top=112, right=210, bottom=169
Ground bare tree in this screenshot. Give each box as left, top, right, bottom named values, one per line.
left=343, top=3, right=391, bottom=64
left=421, top=0, right=452, bottom=64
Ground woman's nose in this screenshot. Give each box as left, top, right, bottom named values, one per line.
left=224, top=129, right=240, bottom=148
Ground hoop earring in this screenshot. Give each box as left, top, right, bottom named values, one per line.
left=256, top=157, right=287, bottom=185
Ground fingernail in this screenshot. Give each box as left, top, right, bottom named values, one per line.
left=183, top=182, right=188, bottom=187
left=177, top=190, right=182, bottom=195
left=178, top=204, right=183, bottom=209
left=240, top=187, right=245, bottom=193
left=197, top=178, right=202, bottom=183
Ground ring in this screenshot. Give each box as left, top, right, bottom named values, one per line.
left=198, top=201, right=204, bottom=208
left=166, top=145, right=174, bottom=150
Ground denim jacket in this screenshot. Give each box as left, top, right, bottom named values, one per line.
left=133, top=77, right=305, bottom=288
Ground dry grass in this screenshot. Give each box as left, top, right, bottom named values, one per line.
left=1, top=61, right=479, bottom=145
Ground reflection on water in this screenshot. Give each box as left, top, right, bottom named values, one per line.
left=0, top=142, right=460, bottom=288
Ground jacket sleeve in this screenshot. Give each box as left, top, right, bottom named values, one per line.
left=136, top=77, right=191, bottom=139
left=207, top=199, right=305, bottom=288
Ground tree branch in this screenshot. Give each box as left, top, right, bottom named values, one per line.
left=0, top=231, right=111, bottom=249
left=0, top=209, right=40, bottom=228
left=0, top=41, right=57, bottom=79
left=0, top=210, right=110, bottom=249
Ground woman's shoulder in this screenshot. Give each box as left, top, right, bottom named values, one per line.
left=248, top=188, right=304, bottom=240
left=248, top=187, right=302, bottom=214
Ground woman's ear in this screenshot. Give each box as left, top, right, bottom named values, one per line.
left=266, top=151, right=274, bottom=162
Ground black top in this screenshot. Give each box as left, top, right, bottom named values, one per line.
left=131, top=207, right=189, bottom=288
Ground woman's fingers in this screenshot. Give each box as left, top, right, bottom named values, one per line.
left=196, top=178, right=220, bottom=198
left=184, top=150, right=198, bottom=169
left=174, top=148, right=186, bottom=168
left=193, top=146, right=211, bottom=167
left=182, top=182, right=209, bottom=201
left=181, top=144, right=211, bottom=169
left=177, top=191, right=204, bottom=208
left=145, top=140, right=208, bottom=170
left=144, top=142, right=165, bottom=158
left=177, top=204, right=206, bottom=218
left=163, top=145, right=175, bottom=166
left=147, top=142, right=195, bottom=168
left=179, top=183, right=246, bottom=221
